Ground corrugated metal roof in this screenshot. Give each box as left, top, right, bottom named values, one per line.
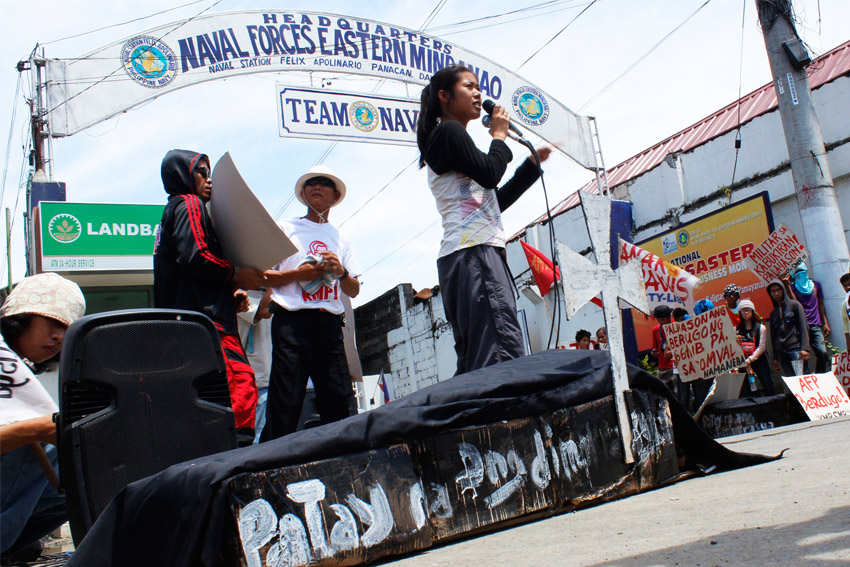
left=512, top=39, right=850, bottom=240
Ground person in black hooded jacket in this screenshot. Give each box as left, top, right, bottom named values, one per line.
left=154, top=149, right=265, bottom=445
left=766, top=279, right=810, bottom=377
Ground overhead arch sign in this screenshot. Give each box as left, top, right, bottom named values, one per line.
left=44, top=10, right=595, bottom=169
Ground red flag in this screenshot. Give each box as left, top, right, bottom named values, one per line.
left=521, top=241, right=561, bottom=296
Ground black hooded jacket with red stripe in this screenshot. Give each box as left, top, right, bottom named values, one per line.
left=153, top=149, right=238, bottom=334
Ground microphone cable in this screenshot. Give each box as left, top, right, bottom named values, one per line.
left=522, top=142, right=563, bottom=350
left=482, top=107, right=563, bottom=349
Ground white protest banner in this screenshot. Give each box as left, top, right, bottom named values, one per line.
left=665, top=306, right=745, bottom=382
left=209, top=152, right=297, bottom=270
left=782, top=372, right=850, bottom=420
left=277, top=86, right=418, bottom=145
left=618, top=238, right=699, bottom=311
left=44, top=11, right=595, bottom=168
left=743, top=223, right=807, bottom=283
left=831, top=352, right=850, bottom=399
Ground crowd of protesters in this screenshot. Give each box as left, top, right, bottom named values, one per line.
left=643, top=266, right=850, bottom=412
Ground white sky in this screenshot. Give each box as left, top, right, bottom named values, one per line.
left=2, top=0, right=848, bottom=308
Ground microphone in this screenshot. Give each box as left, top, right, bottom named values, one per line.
left=481, top=99, right=532, bottom=147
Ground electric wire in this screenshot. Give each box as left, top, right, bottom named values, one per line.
left=1, top=74, right=23, bottom=209
left=428, top=1, right=587, bottom=37
left=270, top=0, right=446, bottom=221
left=337, top=156, right=419, bottom=228
left=420, top=0, right=449, bottom=30
left=516, top=0, right=600, bottom=71
left=46, top=0, right=226, bottom=116
left=579, top=0, right=714, bottom=112
left=426, top=0, right=565, bottom=31
left=360, top=220, right=439, bottom=275
left=730, top=0, right=747, bottom=188
left=436, top=5, right=588, bottom=38
left=368, top=241, right=440, bottom=301
left=40, top=0, right=211, bottom=45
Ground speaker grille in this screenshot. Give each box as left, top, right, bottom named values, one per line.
left=64, top=316, right=235, bottom=524
left=62, top=381, right=112, bottom=423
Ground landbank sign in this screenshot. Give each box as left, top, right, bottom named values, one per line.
left=39, top=202, right=163, bottom=271
left=44, top=11, right=595, bottom=169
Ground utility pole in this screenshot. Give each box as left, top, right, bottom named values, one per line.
left=756, top=0, right=850, bottom=337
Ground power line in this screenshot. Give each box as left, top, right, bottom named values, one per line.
left=9, top=135, right=32, bottom=238
left=426, top=0, right=564, bottom=31
left=1, top=73, right=23, bottom=208
left=46, top=0, right=226, bottom=117
left=430, top=1, right=590, bottom=37
left=271, top=0, right=448, bottom=221
left=578, top=0, right=714, bottom=112
left=40, top=0, right=210, bottom=45
left=367, top=240, right=441, bottom=300
left=361, top=219, right=439, bottom=274
left=730, top=0, right=747, bottom=188
left=516, top=0, right=600, bottom=71
left=337, top=156, right=419, bottom=228
left=419, top=0, right=450, bottom=30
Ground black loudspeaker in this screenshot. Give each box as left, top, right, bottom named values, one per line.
left=57, top=309, right=237, bottom=544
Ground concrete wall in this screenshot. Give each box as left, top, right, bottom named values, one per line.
left=355, top=284, right=457, bottom=398
left=354, top=74, right=850, bottom=395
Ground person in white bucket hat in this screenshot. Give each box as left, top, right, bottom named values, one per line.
left=260, top=166, right=362, bottom=441
left=1, top=273, right=85, bottom=562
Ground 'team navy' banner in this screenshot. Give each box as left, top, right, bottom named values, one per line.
left=277, top=86, right=419, bottom=146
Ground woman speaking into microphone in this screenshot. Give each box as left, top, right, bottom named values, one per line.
left=416, top=65, right=551, bottom=375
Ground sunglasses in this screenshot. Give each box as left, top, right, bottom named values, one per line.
left=195, top=166, right=211, bottom=179
left=304, top=176, right=335, bottom=189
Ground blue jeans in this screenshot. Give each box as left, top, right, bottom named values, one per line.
left=807, top=325, right=828, bottom=373
left=253, top=387, right=268, bottom=444
left=776, top=350, right=804, bottom=377
left=1, top=444, right=66, bottom=556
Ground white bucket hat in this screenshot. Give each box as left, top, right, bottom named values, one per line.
left=294, top=165, right=347, bottom=208
left=1, top=272, right=85, bottom=327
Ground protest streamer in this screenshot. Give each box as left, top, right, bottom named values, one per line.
left=743, top=223, right=807, bottom=284
left=831, top=352, right=850, bottom=399
left=782, top=372, right=850, bottom=421
left=618, top=238, right=699, bottom=311
left=664, top=306, right=745, bottom=382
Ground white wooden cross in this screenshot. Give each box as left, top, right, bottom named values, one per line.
left=556, top=191, right=650, bottom=464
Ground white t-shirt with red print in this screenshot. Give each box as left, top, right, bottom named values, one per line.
left=270, top=217, right=361, bottom=315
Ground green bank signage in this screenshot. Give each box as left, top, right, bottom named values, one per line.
left=40, top=202, right=164, bottom=271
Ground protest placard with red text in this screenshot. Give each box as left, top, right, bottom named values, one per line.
left=782, top=372, right=850, bottom=421
left=619, top=238, right=699, bottom=311
left=743, top=223, right=807, bottom=283
left=831, top=352, right=850, bottom=399
left=664, top=306, right=745, bottom=382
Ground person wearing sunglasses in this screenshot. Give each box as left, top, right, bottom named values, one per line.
left=154, top=149, right=266, bottom=446
left=260, top=165, right=362, bottom=442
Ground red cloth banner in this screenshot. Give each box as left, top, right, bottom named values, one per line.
left=521, top=241, right=561, bottom=296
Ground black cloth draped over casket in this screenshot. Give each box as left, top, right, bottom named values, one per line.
left=67, top=349, right=777, bottom=567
